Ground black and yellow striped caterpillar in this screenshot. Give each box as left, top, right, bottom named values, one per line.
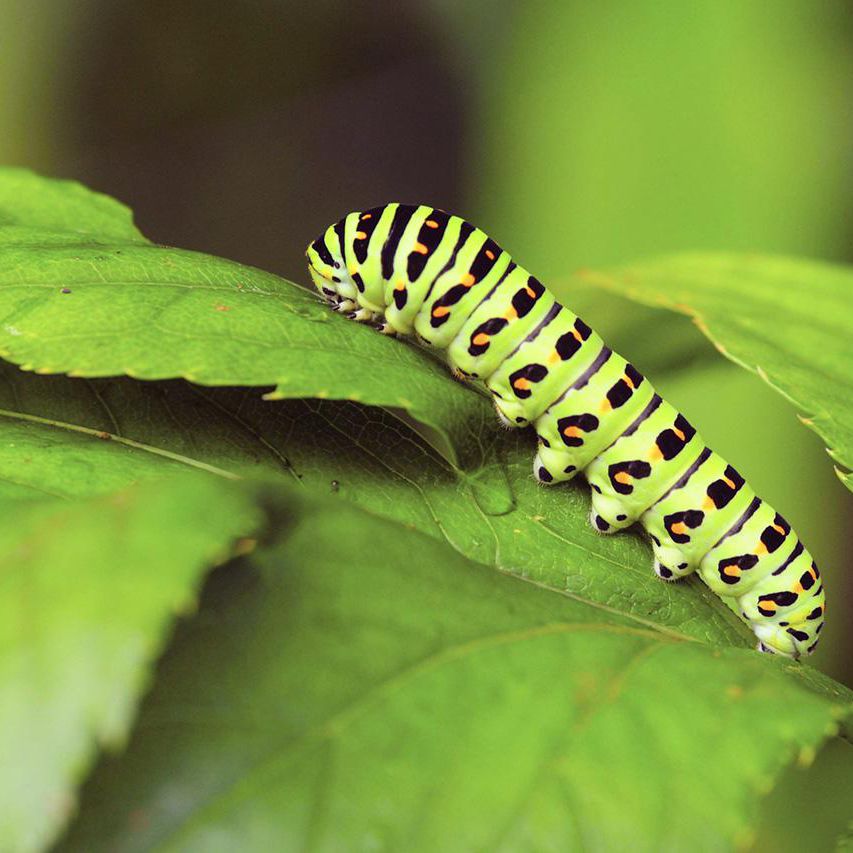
left=306, top=204, right=826, bottom=658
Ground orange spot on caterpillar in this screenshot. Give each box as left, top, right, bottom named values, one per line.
left=772, top=524, right=786, bottom=534
left=572, top=329, right=584, bottom=342
left=433, top=305, right=451, bottom=318
left=793, top=582, right=804, bottom=594
left=647, top=445, right=663, bottom=461
left=425, top=219, right=439, bottom=228
left=724, top=477, right=737, bottom=489
left=485, top=249, right=496, bottom=260
left=413, top=242, right=429, bottom=254
left=723, top=564, right=741, bottom=577
left=563, top=426, right=582, bottom=438
left=547, top=350, right=561, bottom=364
left=614, top=471, right=631, bottom=485
left=472, top=332, right=490, bottom=346
left=525, top=286, right=536, bottom=298
left=761, top=600, right=778, bottom=612
left=361, top=213, right=373, bottom=219
left=671, top=521, right=688, bottom=535
left=513, top=377, right=531, bottom=391
left=624, top=372, right=635, bottom=389
left=754, top=543, right=768, bottom=556
left=702, top=496, right=715, bottom=510
left=355, top=231, right=367, bottom=240
left=600, top=399, right=613, bottom=413
left=461, top=273, right=476, bottom=287
left=673, top=428, right=686, bottom=441
left=504, top=307, right=518, bottom=320
left=395, top=281, right=406, bottom=291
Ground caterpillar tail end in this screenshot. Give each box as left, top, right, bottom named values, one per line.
left=756, top=640, right=799, bottom=660
left=753, top=625, right=802, bottom=660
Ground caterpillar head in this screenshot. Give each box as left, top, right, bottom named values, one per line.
left=306, top=219, right=356, bottom=307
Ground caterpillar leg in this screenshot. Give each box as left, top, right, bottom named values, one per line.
left=532, top=447, right=580, bottom=485
left=653, top=558, right=693, bottom=581
left=494, top=400, right=520, bottom=429
left=375, top=320, right=398, bottom=336
left=349, top=308, right=377, bottom=323
left=588, top=486, right=634, bottom=534
left=589, top=508, right=616, bottom=534
left=647, top=534, right=695, bottom=581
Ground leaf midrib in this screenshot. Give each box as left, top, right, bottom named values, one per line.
left=0, top=407, right=239, bottom=481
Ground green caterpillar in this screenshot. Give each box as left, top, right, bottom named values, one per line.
left=306, top=203, right=826, bottom=658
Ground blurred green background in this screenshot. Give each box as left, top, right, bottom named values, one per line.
left=1, top=0, right=850, bottom=692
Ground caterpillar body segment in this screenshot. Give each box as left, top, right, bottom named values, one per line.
left=306, top=205, right=826, bottom=659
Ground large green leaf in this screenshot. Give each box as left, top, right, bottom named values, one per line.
left=0, top=363, right=748, bottom=647
left=0, top=169, right=488, bottom=466
left=0, top=167, right=145, bottom=243
left=0, top=475, right=262, bottom=853
left=581, top=255, right=853, bottom=490
left=57, top=491, right=852, bottom=852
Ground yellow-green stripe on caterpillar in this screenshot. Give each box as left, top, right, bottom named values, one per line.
left=306, top=203, right=826, bottom=659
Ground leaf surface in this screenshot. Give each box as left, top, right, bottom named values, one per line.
left=581, top=255, right=853, bottom=489
left=0, top=476, right=261, bottom=853
left=0, top=177, right=487, bottom=466
left=58, top=492, right=853, bottom=853
left=0, top=167, right=145, bottom=243
left=0, top=364, right=748, bottom=647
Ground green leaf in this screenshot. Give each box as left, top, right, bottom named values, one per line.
left=57, top=491, right=852, bottom=852
left=580, top=254, right=853, bottom=489
left=0, top=241, right=487, bottom=467
left=752, top=738, right=853, bottom=852
left=0, top=475, right=262, bottom=853
left=0, top=168, right=486, bottom=466
left=0, top=364, right=749, bottom=647
left=0, top=168, right=146, bottom=243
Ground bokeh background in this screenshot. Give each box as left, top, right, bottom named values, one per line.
left=3, top=1, right=850, bottom=679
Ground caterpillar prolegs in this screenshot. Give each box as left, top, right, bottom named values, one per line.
left=306, top=204, right=827, bottom=659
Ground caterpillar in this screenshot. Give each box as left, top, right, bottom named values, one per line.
left=306, top=204, right=826, bottom=659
